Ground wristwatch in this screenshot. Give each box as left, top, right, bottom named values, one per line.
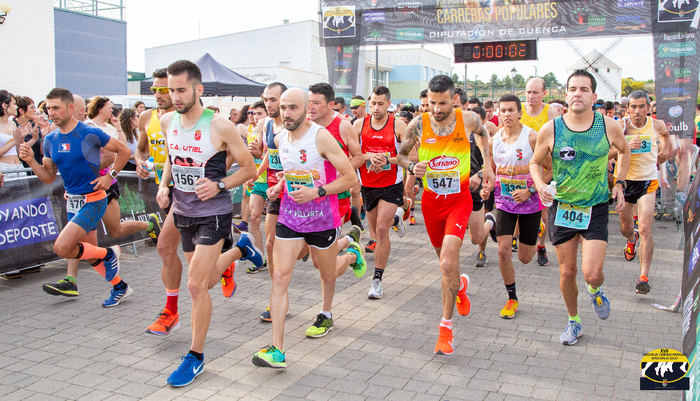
left=317, top=186, right=327, bottom=197
left=477, top=171, right=484, bottom=180
left=528, top=186, right=537, bottom=194
left=217, top=181, right=226, bottom=191
left=408, top=162, right=416, bottom=175
left=614, top=180, right=626, bottom=190
left=109, top=169, right=119, bottom=179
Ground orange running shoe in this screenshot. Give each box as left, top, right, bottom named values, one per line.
left=409, top=216, right=416, bottom=225
left=402, top=199, right=412, bottom=221
left=455, top=273, right=471, bottom=316
left=434, top=325, right=454, bottom=355
left=624, top=232, right=638, bottom=261
left=145, top=308, right=180, bottom=336
left=221, top=260, right=237, bottom=298
left=499, top=299, right=519, bottom=319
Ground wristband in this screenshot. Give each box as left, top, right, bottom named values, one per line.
left=614, top=180, right=626, bottom=190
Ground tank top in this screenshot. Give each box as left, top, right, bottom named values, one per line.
left=168, top=108, right=231, bottom=217
left=552, top=112, right=610, bottom=207
left=359, top=115, right=403, bottom=188
left=265, top=117, right=283, bottom=187
left=278, top=123, right=341, bottom=233
left=325, top=113, right=351, bottom=200
left=621, top=116, right=658, bottom=181
left=246, top=124, right=267, bottom=184
left=0, top=131, right=17, bottom=156
left=493, top=124, right=541, bottom=214
left=418, top=108, right=471, bottom=197
left=521, top=104, right=550, bottom=133
left=147, top=109, right=168, bottom=184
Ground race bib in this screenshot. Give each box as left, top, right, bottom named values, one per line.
left=172, top=164, right=205, bottom=192
left=66, top=194, right=86, bottom=215
left=500, top=178, right=527, bottom=198
left=426, top=169, right=460, bottom=195
left=366, top=152, right=391, bottom=171
left=554, top=203, right=592, bottom=230
left=626, top=135, right=652, bottom=154
left=285, top=171, right=314, bottom=193
left=268, top=149, right=283, bottom=170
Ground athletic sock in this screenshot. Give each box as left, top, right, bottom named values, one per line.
left=320, top=310, right=332, bottom=319
left=237, top=245, right=248, bottom=258
left=568, top=314, right=581, bottom=323
left=78, top=242, right=108, bottom=260
left=459, top=277, right=465, bottom=292
left=537, top=245, right=545, bottom=250
left=373, top=268, right=384, bottom=281
left=113, top=280, right=126, bottom=290
left=440, top=318, right=452, bottom=329
left=109, top=275, right=122, bottom=286
left=188, top=350, right=203, bottom=361
left=166, top=288, right=179, bottom=313
left=587, top=284, right=600, bottom=295
left=505, top=282, right=517, bottom=300
left=350, top=206, right=362, bottom=227
left=65, top=275, right=76, bottom=284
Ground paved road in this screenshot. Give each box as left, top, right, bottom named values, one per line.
left=0, top=208, right=685, bottom=400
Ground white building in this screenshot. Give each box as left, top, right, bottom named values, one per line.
left=567, top=49, right=622, bottom=102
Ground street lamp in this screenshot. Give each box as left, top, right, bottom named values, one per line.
left=510, top=67, right=517, bottom=94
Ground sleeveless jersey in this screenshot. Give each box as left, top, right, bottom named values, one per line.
left=493, top=124, right=541, bottom=214
left=246, top=124, right=267, bottom=184
left=278, top=123, right=341, bottom=233
left=622, top=116, right=658, bottom=181
left=418, top=108, right=471, bottom=196
left=265, top=117, right=283, bottom=187
left=521, top=104, right=550, bottom=132
left=552, top=112, right=610, bottom=207
left=325, top=113, right=351, bottom=200
left=359, top=115, right=403, bottom=188
left=146, top=109, right=168, bottom=184
left=168, top=108, right=230, bottom=217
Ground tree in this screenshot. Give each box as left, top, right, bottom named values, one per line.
left=451, top=73, right=463, bottom=86
left=489, top=73, right=499, bottom=86
left=621, top=77, right=645, bottom=96
left=513, top=74, right=526, bottom=88
left=542, top=72, right=560, bottom=90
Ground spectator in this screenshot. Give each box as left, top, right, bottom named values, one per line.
left=118, top=108, right=140, bottom=171
left=235, top=104, right=251, bottom=142
left=86, top=96, right=124, bottom=142
left=0, top=90, right=22, bottom=173
left=229, top=107, right=240, bottom=123
left=14, top=96, right=43, bottom=167
left=72, top=95, right=86, bottom=122
left=133, top=100, right=146, bottom=115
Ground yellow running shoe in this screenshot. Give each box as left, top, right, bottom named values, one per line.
left=499, top=299, right=519, bottom=319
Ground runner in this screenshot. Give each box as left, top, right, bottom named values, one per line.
left=354, top=85, right=409, bottom=299
left=251, top=88, right=357, bottom=368
left=244, top=100, right=269, bottom=273
left=530, top=70, right=630, bottom=346
left=19, top=88, right=132, bottom=306
left=616, top=90, right=671, bottom=294
left=158, top=60, right=263, bottom=387
left=521, top=77, right=559, bottom=266
left=490, top=94, right=549, bottom=319
left=350, top=95, right=367, bottom=124
left=397, top=75, right=494, bottom=355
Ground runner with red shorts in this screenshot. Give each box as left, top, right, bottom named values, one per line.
left=398, top=75, right=494, bottom=355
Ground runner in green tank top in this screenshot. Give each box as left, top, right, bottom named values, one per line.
left=529, top=70, right=630, bottom=347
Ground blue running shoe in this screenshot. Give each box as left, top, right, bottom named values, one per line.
left=590, top=287, right=610, bottom=320
left=102, top=283, right=133, bottom=308
left=103, top=246, right=120, bottom=282
left=559, top=320, right=583, bottom=345
left=237, top=232, right=263, bottom=267
left=167, top=354, right=204, bottom=387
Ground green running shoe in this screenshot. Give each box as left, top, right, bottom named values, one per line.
left=305, top=313, right=334, bottom=338
left=252, top=345, right=286, bottom=368
left=346, top=241, right=366, bottom=278
left=43, top=278, right=78, bottom=297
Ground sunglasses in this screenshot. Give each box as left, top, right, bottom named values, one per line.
left=248, top=111, right=255, bottom=115
left=333, top=108, right=342, bottom=112
left=150, top=86, right=170, bottom=94
left=350, top=106, right=360, bottom=110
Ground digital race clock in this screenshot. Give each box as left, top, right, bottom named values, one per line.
left=454, top=40, right=537, bottom=63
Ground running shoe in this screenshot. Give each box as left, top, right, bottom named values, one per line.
left=409, top=216, right=417, bottom=226
left=365, top=239, right=377, bottom=253
left=455, top=273, right=471, bottom=316
left=538, top=220, right=546, bottom=238
left=499, top=299, right=519, bottom=319
left=360, top=206, right=366, bottom=220
left=589, top=287, right=610, bottom=320
left=413, top=185, right=420, bottom=195
left=633, top=216, right=639, bottom=232
left=368, top=278, right=383, bottom=299
left=474, top=250, right=487, bottom=268
left=246, top=260, right=267, bottom=274
left=103, top=283, right=133, bottom=308
left=147, top=213, right=161, bottom=243
left=221, top=261, right=237, bottom=298
left=434, top=325, right=454, bottom=355
left=559, top=320, right=583, bottom=346
left=537, top=247, right=549, bottom=266
left=402, top=199, right=412, bottom=221
left=167, top=354, right=204, bottom=387
left=346, top=241, right=367, bottom=278
left=635, top=276, right=651, bottom=294
left=624, top=231, right=639, bottom=262
left=392, top=208, right=406, bottom=238
left=485, top=212, right=497, bottom=242
left=260, top=305, right=272, bottom=322
left=102, top=246, right=121, bottom=282
left=145, top=308, right=180, bottom=335
left=305, top=313, right=334, bottom=338
left=347, top=225, right=362, bottom=244
left=237, top=232, right=264, bottom=267
left=252, top=345, right=286, bottom=368
left=232, top=220, right=248, bottom=233
left=511, top=238, right=518, bottom=252
left=42, top=278, right=78, bottom=297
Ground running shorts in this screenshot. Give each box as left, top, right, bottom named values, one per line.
left=422, top=191, right=472, bottom=248
left=249, top=181, right=268, bottom=200
left=361, top=182, right=404, bottom=212
left=106, top=181, right=120, bottom=203
left=266, top=198, right=281, bottom=215
left=624, top=179, right=658, bottom=204
left=495, top=209, right=542, bottom=246
left=471, top=189, right=483, bottom=212
left=275, top=222, right=340, bottom=249
left=67, top=190, right=108, bottom=233
left=338, top=197, right=352, bottom=224
left=548, top=201, right=608, bottom=246
left=173, top=212, right=233, bottom=253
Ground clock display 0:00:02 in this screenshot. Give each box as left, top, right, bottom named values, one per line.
left=472, top=42, right=527, bottom=60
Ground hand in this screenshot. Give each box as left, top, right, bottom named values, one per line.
left=156, top=186, right=170, bottom=209
left=469, top=174, right=481, bottom=191
left=511, top=188, right=531, bottom=204
left=135, top=159, right=150, bottom=179
left=289, top=185, right=318, bottom=204
left=18, top=142, right=34, bottom=163
left=110, top=115, right=119, bottom=127
left=479, top=187, right=491, bottom=200
left=369, top=153, right=388, bottom=168
left=91, top=174, right=113, bottom=191
left=611, top=183, right=625, bottom=213
left=194, top=177, right=220, bottom=201
left=246, top=179, right=255, bottom=190
left=413, top=161, right=427, bottom=178
left=536, top=182, right=553, bottom=205
left=628, top=136, right=641, bottom=150
left=249, top=138, right=262, bottom=158
left=266, top=182, right=283, bottom=201
left=481, top=166, right=495, bottom=193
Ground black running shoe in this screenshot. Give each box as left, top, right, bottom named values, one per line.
left=43, top=279, right=78, bottom=297
left=537, top=247, right=549, bottom=266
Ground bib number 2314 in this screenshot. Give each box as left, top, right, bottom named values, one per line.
left=554, top=203, right=592, bottom=230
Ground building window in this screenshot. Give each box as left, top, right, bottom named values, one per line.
left=424, top=66, right=429, bottom=81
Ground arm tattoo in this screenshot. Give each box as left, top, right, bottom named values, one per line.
left=398, top=119, right=422, bottom=166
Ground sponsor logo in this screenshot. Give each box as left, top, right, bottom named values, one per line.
left=663, top=32, right=696, bottom=41
left=617, top=0, right=644, bottom=7
left=516, top=148, right=523, bottom=161
left=658, top=0, right=698, bottom=23
left=559, top=146, right=576, bottom=161
left=322, top=6, right=356, bottom=39
left=299, top=149, right=307, bottom=164
left=194, top=130, right=201, bottom=141
left=366, top=28, right=386, bottom=43
left=667, top=121, right=689, bottom=133
left=661, top=86, right=692, bottom=95
left=428, top=155, right=459, bottom=170
left=59, top=143, right=70, bottom=152
left=669, top=105, right=683, bottom=118
left=394, top=1, right=421, bottom=11
left=640, top=348, right=689, bottom=390
left=615, top=15, right=644, bottom=23
left=658, top=42, right=696, bottom=57
left=363, top=11, right=385, bottom=22
left=426, top=138, right=437, bottom=144
left=397, top=28, right=424, bottom=41
left=674, top=67, right=691, bottom=78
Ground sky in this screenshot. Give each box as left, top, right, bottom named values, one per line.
left=123, top=0, right=655, bottom=84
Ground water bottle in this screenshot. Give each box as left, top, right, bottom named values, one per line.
left=144, top=156, right=155, bottom=172
left=541, top=181, right=557, bottom=207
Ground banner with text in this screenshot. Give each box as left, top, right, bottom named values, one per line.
left=325, top=44, right=361, bottom=106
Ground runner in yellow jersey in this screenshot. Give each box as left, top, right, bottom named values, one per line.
left=244, top=100, right=269, bottom=273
